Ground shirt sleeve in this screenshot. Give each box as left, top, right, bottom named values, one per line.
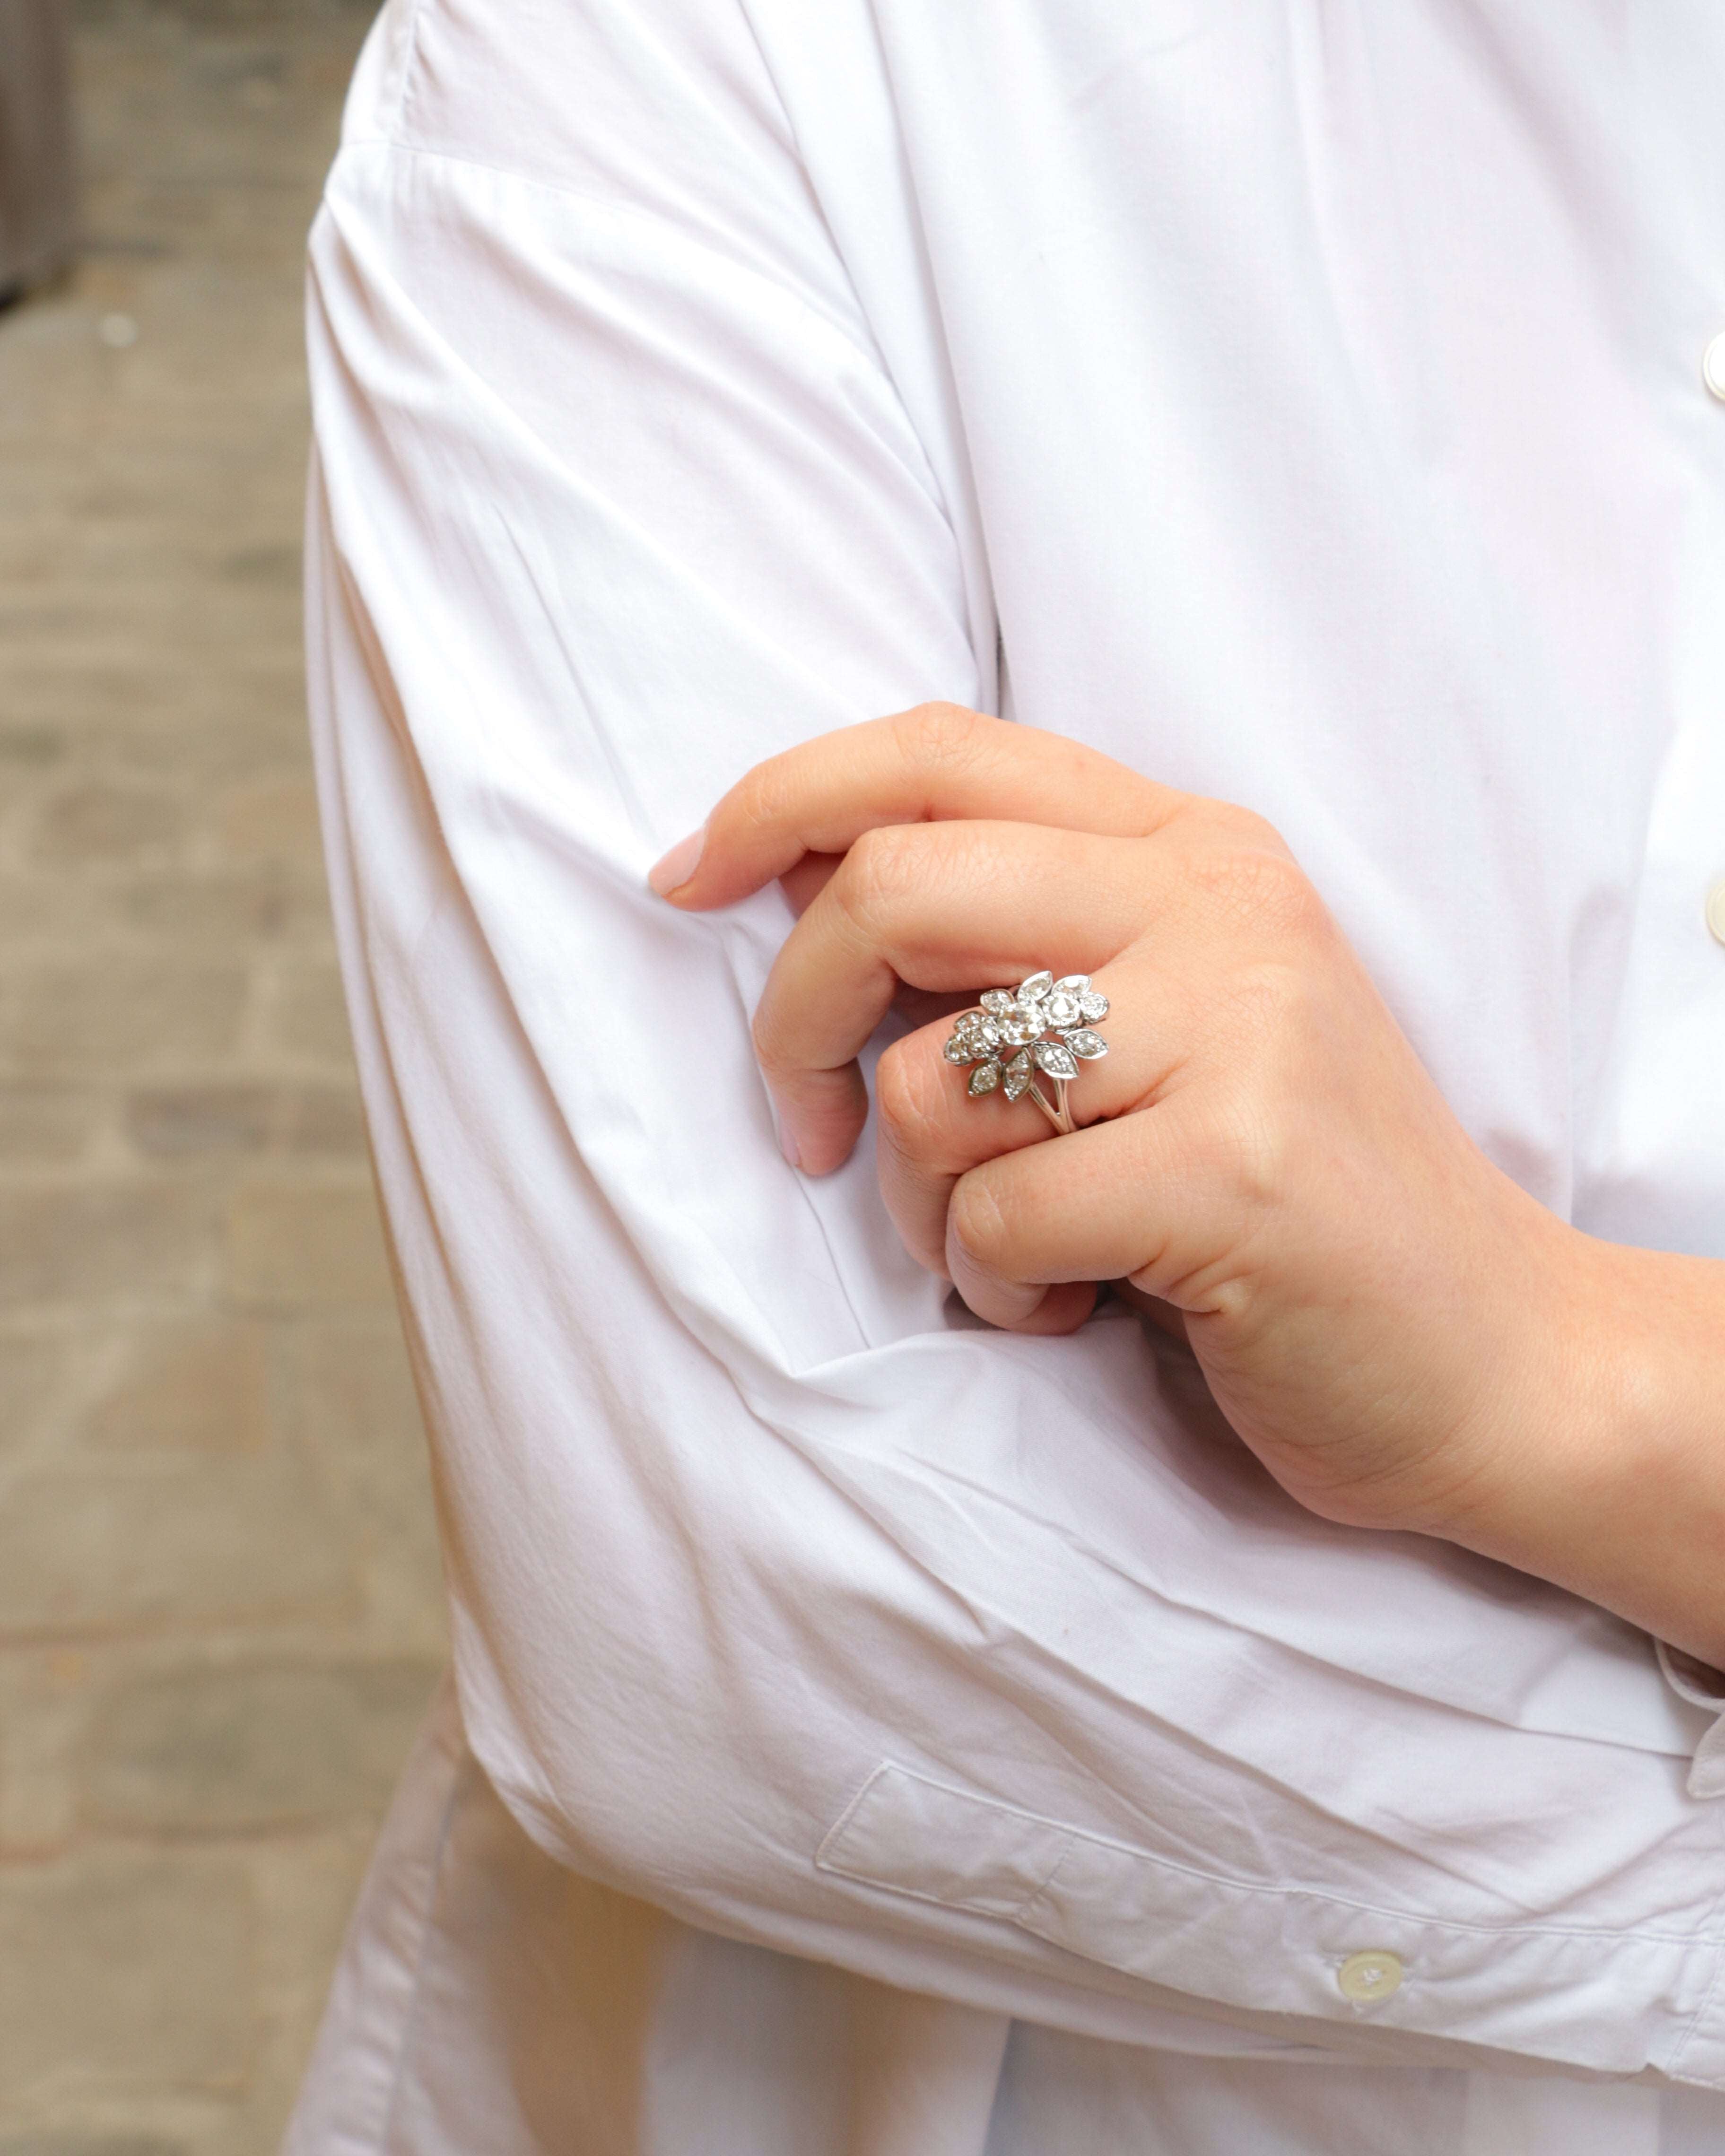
left=303, top=0, right=1725, bottom=2088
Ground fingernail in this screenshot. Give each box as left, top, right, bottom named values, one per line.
left=648, top=824, right=706, bottom=898
left=777, top=1115, right=803, bottom=1172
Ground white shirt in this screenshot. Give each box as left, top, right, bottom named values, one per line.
left=286, top=2, right=1725, bottom=2148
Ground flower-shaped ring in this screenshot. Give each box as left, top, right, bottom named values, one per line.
left=941, top=970, right=1108, bottom=1136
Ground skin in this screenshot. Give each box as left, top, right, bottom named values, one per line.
left=651, top=705, right=1725, bottom=1670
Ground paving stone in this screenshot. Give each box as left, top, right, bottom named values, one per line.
left=0, top=1850, right=251, bottom=2095
left=0, top=2137, right=184, bottom=2156
left=214, top=776, right=324, bottom=870
left=0, top=870, right=312, bottom=952
left=2, top=669, right=313, bottom=783
left=116, top=871, right=319, bottom=946
left=80, top=1317, right=270, bottom=1452
left=125, top=1084, right=274, bottom=1157
left=0, top=1185, right=210, bottom=1308
left=266, top=957, right=352, bottom=1063
left=123, top=1081, right=366, bottom=1158
left=0, top=723, right=67, bottom=770
left=28, top=780, right=185, bottom=868
left=244, top=1826, right=377, bottom=2151
left=0, top=1087, right=101, bottom=1164
left=224, top=1182, right=393, bottom=1309
left=3, top=957, right=249, bottom=1072
left=291, top=1321, right=424, bottom=1463
left=0, top=1454, right=351, bottom=1636
left=290, top=1324, right=444, bottom=1650
left=86, top=1660, right=441, bottom=1830
left=279, top=1083, right=365, bottom=1156
left=0, top=4, right=437, bottom=2138
left=218, top=541, right=302, bottom=587
left=0, top=1649, right=89, bottom=1855
left=0, top=1332, right=69, bottom=1453
left=3, top=590, right=305, bottom=669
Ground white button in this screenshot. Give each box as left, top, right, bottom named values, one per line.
left=1336, top=1949, right=1404, bottom=2005
left=1705, top=332, right=1725, bottom=402
left=1707, top=879, right=1725, bottom=946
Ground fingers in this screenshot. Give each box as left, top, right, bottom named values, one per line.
left=944, top=1100, right=1237, bottom=1329
left=946, top=1268, right=1103, bottom=1333
left=874, top=964, right=1174, bottom=1273
left=775, top=853, right=976, bottom=1038
left=651, top=706, right=1188, bottom=909
left=754, top=818, right=1150, bottom=1173
left=777, top=851, right=843, bottom=918
left=873, top=1022, right=1060, bottom=1273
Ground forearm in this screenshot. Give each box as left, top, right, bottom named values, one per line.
left=1447, top=1224, right=1725, bottom=1670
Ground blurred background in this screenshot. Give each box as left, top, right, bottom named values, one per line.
left=0, top=0, right=446, bottom=2147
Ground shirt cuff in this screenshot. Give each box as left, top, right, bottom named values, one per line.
left=1656, top=1641, right=1725, bottom=1797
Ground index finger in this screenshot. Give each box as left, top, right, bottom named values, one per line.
left=648, top=704, right=1187, bottom=908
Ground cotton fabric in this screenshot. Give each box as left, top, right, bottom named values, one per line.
left=288, top=2, right=1725, bottom=2147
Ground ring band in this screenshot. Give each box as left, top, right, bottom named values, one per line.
left=943, top=970, right=1108, bottom=1135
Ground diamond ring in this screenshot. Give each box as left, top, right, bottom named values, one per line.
left=942, top=970, right=1108, bottom=1136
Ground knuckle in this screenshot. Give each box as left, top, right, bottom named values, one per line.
left=749, top=1000, right=785, bottom=1076
left=1211, top=1087, right=1289, bottom=1216
left=732, top=749, right=800, bottom=839
left=1226, top=955, right=1314, bottom=1033
left=875, top=1039, right=943, bottom=1154
left=893, top=700, right=993, bottom=779
left=948, top=1175, right=1008, bottom=1270
left=1217, top=800, right=1286, bottom=850
left=832, top=821, right=921, bottom=926
left=750, top=995, right=801, bottom=1082
left=1214, top=959, right=1327, bottom=1097
left=1190, top=840, right=1325, bottom=941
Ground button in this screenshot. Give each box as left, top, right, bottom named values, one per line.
left=1336, top=1949, right=1404, bottom=2005
left=1705, top=332, right=1725, bottom=402
left=1708, top=880, right=1725, bottom=946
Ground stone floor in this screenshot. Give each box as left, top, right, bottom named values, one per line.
left=0, top=3, right=446, bottom=2147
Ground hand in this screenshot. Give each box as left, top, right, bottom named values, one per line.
left=651, top=705, right=1594, bottom=1547
left=653, top=707, right=1725, bottom=1673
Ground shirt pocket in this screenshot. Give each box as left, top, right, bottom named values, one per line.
left=815, top=1761, right=1725, bottom=2086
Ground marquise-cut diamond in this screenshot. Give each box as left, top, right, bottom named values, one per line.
left=952, top=969, right=1110, bottom=1110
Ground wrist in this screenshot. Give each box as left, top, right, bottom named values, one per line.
left=1439, top=1221, right=1725, bottom=1668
